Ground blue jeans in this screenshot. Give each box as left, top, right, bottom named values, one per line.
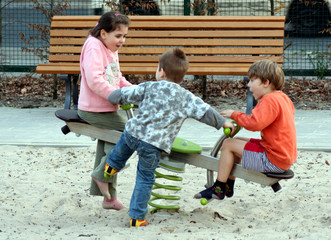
left=106, top=130, right=161, bottom=220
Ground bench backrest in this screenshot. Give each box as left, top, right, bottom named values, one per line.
left=45, top=15, right=285, bottom=75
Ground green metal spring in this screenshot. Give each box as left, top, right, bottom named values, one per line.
left=148, top=169, right=183, bottom=212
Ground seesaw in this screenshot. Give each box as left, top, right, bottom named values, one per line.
left=55, top=107, right=294, bottom=198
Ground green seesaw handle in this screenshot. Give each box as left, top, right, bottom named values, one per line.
left=223, top=121, right=242, bottom=138
left=121, top=104, right=134, bottom=119
left=121, top=104, right=134, bottom=111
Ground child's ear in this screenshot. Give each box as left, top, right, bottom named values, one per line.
left=264, top=79, right=271, bottom=87
left=264, top=79, right=276, bottom=90
left=160, top=68, right=166, bottom=78
left=100, top=29, right=106, bottom=40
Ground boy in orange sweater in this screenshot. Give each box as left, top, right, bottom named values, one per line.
left=195, top=59, right=297, bottom=200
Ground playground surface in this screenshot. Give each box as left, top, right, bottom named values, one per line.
left=1, top=107, right=330, bottom=151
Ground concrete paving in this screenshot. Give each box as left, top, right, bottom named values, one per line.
left=0, top=107, right=330, bottom=152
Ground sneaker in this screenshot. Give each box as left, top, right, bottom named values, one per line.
left=130, top=218, right=149, bottom=227
left=104, top=163, right=119, bottom=178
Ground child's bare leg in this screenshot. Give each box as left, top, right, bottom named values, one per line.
left=217, top=138, right=248, bottom=182
left=91, top=176, right=111, bottom=200
left=227, top=137, right=250, bottom=181
left=217, top=138, right=248, bottom=197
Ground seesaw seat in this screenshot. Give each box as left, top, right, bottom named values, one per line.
left=264, top=169, right=294, bottom=192
left=55, top=109, right=122, bottom=144
left=55, top=109, right=88, bottom=134
left=265, top=169, right=294, bottom=179
left=55, top=109, right=87, bottom=124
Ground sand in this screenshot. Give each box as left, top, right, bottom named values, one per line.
left=0, top=145, right=330, bottom=240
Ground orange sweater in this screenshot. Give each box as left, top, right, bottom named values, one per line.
left=231, top=91, right=297, bottom=170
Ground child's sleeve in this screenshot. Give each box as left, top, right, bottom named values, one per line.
left=231, top=99, right=277, bottom=131
left=119, top=76, right=133, bottom=88
left=107, top=84, right=145, bottom=105
left=184, top=92, right=210, bottom=119
left=199, top=107, right=225, bottom=130
left=107, top=89, right=122, bottom=104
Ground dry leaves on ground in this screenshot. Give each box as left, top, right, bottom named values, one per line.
left=0, top=74, right=330, bottom=110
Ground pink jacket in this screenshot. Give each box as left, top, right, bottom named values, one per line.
left=78, top=36, right=132, bottom=112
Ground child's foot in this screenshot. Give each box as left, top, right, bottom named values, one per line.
left=225, top=183, right=234, bottom=198
left=104, top=163, right=119, bottom=178
left=102, top=197, right=125, bottom=210
left=130, top=218, right=149, bottom=227
left=91, top=176, right=111, bottom=200
left=194, top=181, right=225, bottom=200
left=225, top=179, right=235, bottom=198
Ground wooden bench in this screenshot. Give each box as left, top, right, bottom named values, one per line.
left=36, top=15, right=285, bottom=109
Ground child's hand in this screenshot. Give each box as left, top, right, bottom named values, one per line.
left=223, top=121, right=235, bottom=135
left=221, top=109, right=234, bottom=118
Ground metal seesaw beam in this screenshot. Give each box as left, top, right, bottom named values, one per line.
left=65, top=122, right=122, bottom=144
left=168, top=151, right=280, bottom=187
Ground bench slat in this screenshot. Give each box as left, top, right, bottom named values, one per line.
left=125, top=38, right=284, bottom=46
left=119, top=47, right=284, bottom=55
left=51, top=15, right=285, bottom=22
left=36, top=65, right=250, bottom=75
left=50, top=38, right=284, bottom=47
left=51, top=20, right=284, bottom=30
left=37, top=61, right=283, bottom=76
left=50, top=46, right=284, bottom=56
left=127, top=30, right=285, bottom=38
left=50, top=29, right=89, bottom=37
left=48, top=54, right=282, bottom=64
left=119, top=55, right=284, bottom=63
left=50, top=38, right=284, bottom=49
left=51, top=29, right=285, bottom=38
left=129, top=21, right=285, bottom=30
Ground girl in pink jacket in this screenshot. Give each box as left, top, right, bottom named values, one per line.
left=78, top=11, right=132, bottom=210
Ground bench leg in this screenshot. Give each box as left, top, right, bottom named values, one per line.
left=202, top=75, right=207, bottom=100
left=72, top=75, right=79, bottom=110
left=60, top=74, right=79, bottom=110
left=244, top=76, right=257, bottom=115
left=60, top=74, right=72, bottom=109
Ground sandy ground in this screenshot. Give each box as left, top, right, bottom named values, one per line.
left=0, top=145, right=330, bottom=240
